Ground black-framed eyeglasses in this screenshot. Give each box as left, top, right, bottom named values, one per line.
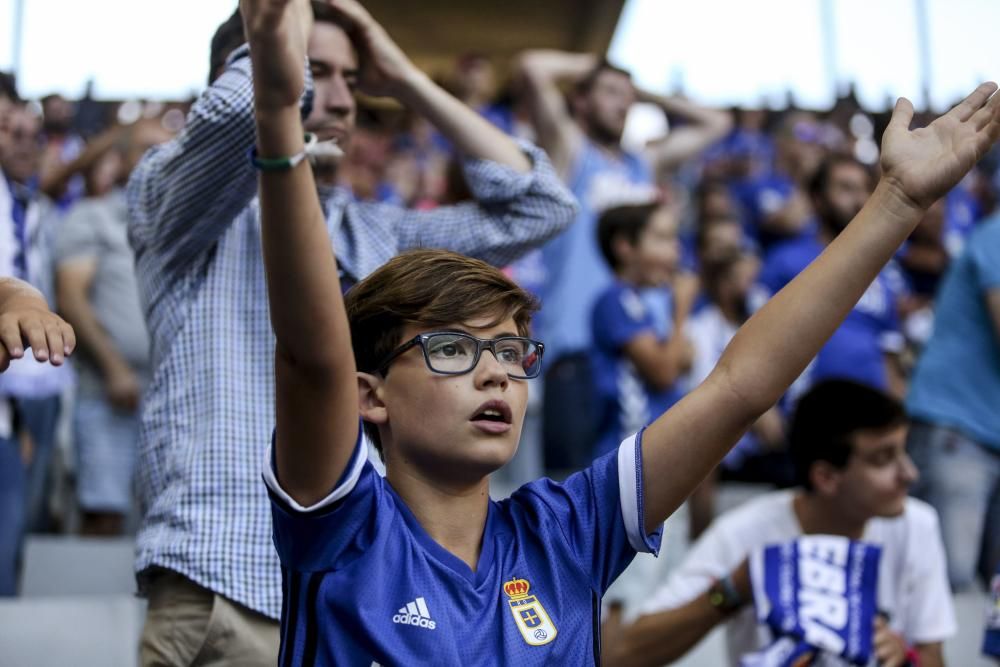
left=376, top=332, right=544, bottom=379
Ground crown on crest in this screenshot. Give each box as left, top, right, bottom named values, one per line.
left=504, top=578, right=531, bottom=599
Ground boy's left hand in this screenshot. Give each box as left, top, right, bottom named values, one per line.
left=0, top=299, right=76, bottom=372
left=881, top=82, right=1000, bottom=212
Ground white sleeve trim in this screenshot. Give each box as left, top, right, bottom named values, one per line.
left=617, top=432, right=650, bottom=553
left=262, top=429, right=367, bottom=513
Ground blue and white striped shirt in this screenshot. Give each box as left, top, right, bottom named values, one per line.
left=126, top=46, right=576, bottom=619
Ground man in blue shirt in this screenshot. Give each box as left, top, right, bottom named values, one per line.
left=245, top=0, right=1000, bottom=664
left=751, top=155, right=908, bottom=397
left=517, top=49, right=732, bottom=468
left=906, top=213, right=1000, bottom=590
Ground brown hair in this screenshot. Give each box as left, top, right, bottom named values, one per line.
left=573, top=59, right=633, bottom=97
left=345, top=249, right=538, bottom=452
left=596, top=201, right=661, bottom=272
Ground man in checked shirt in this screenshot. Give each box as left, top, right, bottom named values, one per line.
left=126, top=2, right=576, bottom=664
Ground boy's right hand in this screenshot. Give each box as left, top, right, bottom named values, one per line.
left=0, top=297, right=76, bottom=372
left=240, top=0, right=314, bottom=111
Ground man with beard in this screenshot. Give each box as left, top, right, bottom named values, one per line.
left=127, top=1, right=576, bottom=663
left=750, top=155, right=909, bottom=397
left=517, top=51, right=731, bottom=469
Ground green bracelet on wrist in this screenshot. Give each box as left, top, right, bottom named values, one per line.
left=249, top=132, right=317, bottom=171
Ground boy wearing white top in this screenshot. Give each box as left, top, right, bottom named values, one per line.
left=602, top=380, right=955, bottom=667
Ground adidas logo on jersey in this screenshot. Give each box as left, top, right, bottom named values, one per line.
left=392, top=596, right=436, bottom=630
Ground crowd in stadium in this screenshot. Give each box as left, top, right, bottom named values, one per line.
left=0, top=0, right=998, bottom=665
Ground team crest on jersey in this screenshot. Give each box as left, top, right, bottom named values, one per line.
left=504, top=578, right=557, bottom=646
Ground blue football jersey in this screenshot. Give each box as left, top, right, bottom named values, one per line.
left=591, top=281, right=684, bottom=458
left=264, top=426, right=661, bottom=666
left=751, top=235, right=906, bottom=392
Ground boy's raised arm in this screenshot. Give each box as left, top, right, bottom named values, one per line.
left=243, top=0, right=359, bottom=506
left=639, top=83, right=1000, bottom=533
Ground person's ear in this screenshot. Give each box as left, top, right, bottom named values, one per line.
left=357, top=372, right=388, bottom=426
left=809, top=461, right=842, bottom=496
left=612, top=235, right=634, bottom=266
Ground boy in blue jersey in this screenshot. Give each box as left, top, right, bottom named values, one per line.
left=243, top=1, right=1000, bottom=664
left=590, top=202, right=697, bottom=458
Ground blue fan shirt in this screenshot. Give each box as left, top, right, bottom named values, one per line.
left=751, top=235, right=907, bottom=393
left=264, top=426, right=661, bottom=666
left=591, top=281, right=684, bottom=458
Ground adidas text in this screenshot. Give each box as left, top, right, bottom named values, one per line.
left=392, top=597, right=436, bottom=630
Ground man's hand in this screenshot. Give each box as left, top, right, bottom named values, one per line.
left=873, top=616, right=908, bottom=667
left=0, top=288, right=76, bottom=372
left=104, top=363, right=141, bottom=413
left=325, top=0, right=420, bottom=99
left=881, top=82, right=1000, bottom=212
left=240, top=0, right=314, bottom=111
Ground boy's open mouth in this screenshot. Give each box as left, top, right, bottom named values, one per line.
left=470, top=400, right=512, bottom=424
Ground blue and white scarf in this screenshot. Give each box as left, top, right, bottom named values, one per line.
left=742, top=536, right=882, bottom=667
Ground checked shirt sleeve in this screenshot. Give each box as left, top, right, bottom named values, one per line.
left=126, top=45, right=311, bottom=278
left=390, top=140, right=577, bottom=267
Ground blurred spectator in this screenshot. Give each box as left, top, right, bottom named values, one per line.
left=517, top=49, right=730, bottom=469
left=0, top=102, right=73, bottom=595
left=54, top=120, right=171, bottom=536
left=684, top=248, right=785, bottom=538
left=451, top=53, right=497, bottom=112
left=729, top=111, right=835, bottom=248
left=38, top=94, right=86, bottom=208
left=702, top=107, right=775, bottom=185
left=0, top=72, right=19, bottom=149
left=750, top=154, right=909, bottom=399
left=898, top=198, right=948, bottom=300
left=905, top=211, right=1000, bottom=590
left=590, top=202, right=695, bottom=459
left=602, top=380, right=955, bottom=667
left=693, top=214, right=745, bottom=267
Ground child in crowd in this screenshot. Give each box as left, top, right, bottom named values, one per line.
left=243, top=0, right=1000, bottom=663
left=0, top=278, right=74, bottom=594
left=684, top=247, right=786, bottom=538
left=591, top=202, right=696, bottom=458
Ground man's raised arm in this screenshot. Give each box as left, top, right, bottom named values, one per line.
left=331, top=1, right=577, bottom=270
left=638, top=84, right=1000, bottom=533
left=516, top=49, right=595, bottom=176
left=244, top=0, right=358, bottom=506
left=127, top=16, right=293, bottom=276
left=639, top=90, right=733, bottom=172
left=329, top=0, right=528, bottom=172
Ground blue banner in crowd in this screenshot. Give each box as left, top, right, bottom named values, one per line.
left=742, top=536, right=882, bottom=667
